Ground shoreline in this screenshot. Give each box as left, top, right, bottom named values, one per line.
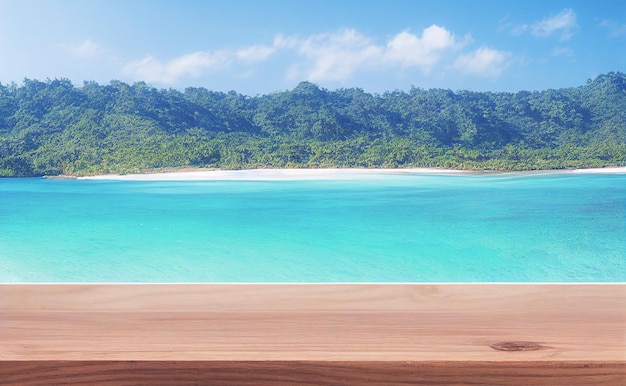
left=77, top=167, right=468, bottom=181
left=76, top=166, right=626, bottom=181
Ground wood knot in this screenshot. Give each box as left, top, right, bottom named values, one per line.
left=490, top=341, right=544, bottom=351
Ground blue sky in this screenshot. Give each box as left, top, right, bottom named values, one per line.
left=1, top=0, right=625, bottom=95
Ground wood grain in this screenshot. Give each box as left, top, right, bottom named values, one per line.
left=1, top=361, right=625, bottom=385
left=1, top=284, right=625, bottom=384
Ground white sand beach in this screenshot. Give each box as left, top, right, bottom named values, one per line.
left=569, top=166, right=626, bottom=174
left=78, top=168, right=470, bottom=181
left=77, top=166, right=626, bottom=181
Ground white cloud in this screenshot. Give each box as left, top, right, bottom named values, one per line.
left=123, top=51, right=230, bottom=84
left=532, top=8, right=577, bottom=40
left=273, top=34, right=299, bottom=50
left=514, top=9, right=578, bottom=40
left=61, top=40, right=105, bottom=58
left=120, top=25, right=502, bottom=86
left=453, top=47, right=510, bottom=77
left=236, top=44, right=276, bottom=62
left=384, top=26, right=457, bottom=69
left=284, top=25, right=462, bottom=82
left=123, top=42, right=280, bottom=84
left=287, top=28, right=383, bottom=82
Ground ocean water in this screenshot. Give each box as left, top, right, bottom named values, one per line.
left=0, top=173, right=624, bottom=282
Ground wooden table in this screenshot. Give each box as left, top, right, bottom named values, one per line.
left=1, top=284, right=625, bottom=384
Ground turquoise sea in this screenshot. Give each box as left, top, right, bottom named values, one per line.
left=0, top=173, right=624, bottom=282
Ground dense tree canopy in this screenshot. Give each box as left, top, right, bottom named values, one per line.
left=0, top=73, right=625, bottom=176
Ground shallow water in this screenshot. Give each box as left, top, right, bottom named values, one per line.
left=1, top=173, right=624, bottom=282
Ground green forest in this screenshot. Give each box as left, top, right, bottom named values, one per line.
left=0, top=72, right=625, bottom=177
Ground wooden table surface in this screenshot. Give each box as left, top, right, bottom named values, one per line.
left=1, top=284, right=625, bottom=384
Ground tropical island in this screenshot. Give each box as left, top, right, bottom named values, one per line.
left=1, top=72, right=625, bottom=177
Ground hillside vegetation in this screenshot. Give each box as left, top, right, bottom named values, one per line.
left=0, top=72, right=625, bottom=177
